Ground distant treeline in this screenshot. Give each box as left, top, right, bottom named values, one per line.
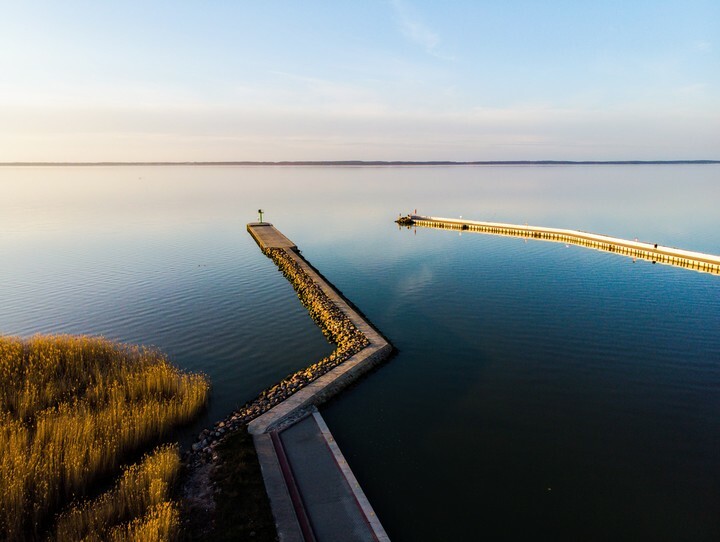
left=1, top=160, right=718, bottom=166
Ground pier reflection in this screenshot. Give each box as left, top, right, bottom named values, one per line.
left=400, top=215, right=720, bottom=276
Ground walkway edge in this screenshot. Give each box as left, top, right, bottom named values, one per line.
left=252, top=433, right=305, bottom=542
left=312, top=411, right=391, bottom=542
left=248, top=342, right=391, bottom=435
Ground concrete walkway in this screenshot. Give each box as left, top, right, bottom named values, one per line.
left=270, top=410, right=387, bottom=542
left=247, top=221, right=297, bottom=250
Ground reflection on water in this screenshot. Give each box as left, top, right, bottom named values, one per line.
left=1, top=164, right=719, bottom=539
left=2, top=164, right=720, bottom=252
left=322, top=230, right=720, bottom=541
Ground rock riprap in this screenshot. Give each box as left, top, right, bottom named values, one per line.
left=186, top=247, right=369, bottom=462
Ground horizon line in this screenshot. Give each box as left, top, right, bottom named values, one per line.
left=1, top=160, right=719, bottom=167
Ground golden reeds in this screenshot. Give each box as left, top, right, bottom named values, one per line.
left=0, top=334, right=209, bottom=542
left=53, top=445, right=181, bottom=542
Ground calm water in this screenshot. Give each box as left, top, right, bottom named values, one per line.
left=1, top=165, right=719, bottom=540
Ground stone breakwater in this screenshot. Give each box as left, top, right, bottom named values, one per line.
left=185, top=247, right=369, bottom=463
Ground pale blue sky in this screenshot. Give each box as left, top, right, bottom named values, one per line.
left=1, top=0, right=718, bottom=161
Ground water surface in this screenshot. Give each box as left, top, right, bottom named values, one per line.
left=1, top=164, right=718, bottom=539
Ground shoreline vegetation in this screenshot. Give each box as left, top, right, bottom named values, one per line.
left=1, top=245, right=375, bottom=541
left=1, top=160, right=718, bottom=166
left=4, top=238, right=384, bottom=540
left=0, top=334, right=209, bottom=542
left=182, top=429, right=277, bottom=542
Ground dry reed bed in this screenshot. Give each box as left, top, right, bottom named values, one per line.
left=187, top=247, right=369, bottom=458
left=54, top=445, right=180, bottom=542
left=0, top=334, right=209, bottom=541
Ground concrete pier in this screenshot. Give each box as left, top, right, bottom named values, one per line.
left=247, top=222, right=392, bottom=542
left=402, top=215, right=720, bottom=275
left=247, top=221, right=297, bottom=250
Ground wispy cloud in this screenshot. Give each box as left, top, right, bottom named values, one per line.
left=693, top=40, right=711, bottom=53
left=390, top=0, right=453, bottom=60
left=672, top=83, right=707, bottom=97
left=5, top=99, right=718, bottom=162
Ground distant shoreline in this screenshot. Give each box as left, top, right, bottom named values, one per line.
left=1, top=160, right=718, bottom=167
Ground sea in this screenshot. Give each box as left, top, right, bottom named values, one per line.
left=1, top=164, right=719, bottom=540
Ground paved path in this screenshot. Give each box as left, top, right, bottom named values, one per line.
left=275, top=410, right=385, bottom=542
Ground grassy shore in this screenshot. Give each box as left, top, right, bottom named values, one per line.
left=0, top=334, right=209, bottom=541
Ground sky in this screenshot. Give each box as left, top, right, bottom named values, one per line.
left=0, top=0, right=718, bottom=161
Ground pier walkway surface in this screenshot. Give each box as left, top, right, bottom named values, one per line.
left=247, top=222, right=391, bottom=542
left=403, top=215, right=720, bottom=275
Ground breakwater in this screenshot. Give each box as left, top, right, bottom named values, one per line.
left=246, top=223, right=392, bottom=541
left=244, top=224, right=392, bottom=433
left=184, top=222, right=392, bottom=542
left=186, top=246, right=374, bottom=458
left=399, top=214, right=720, bottom=275
left=264, top=247, right=369, bottom=366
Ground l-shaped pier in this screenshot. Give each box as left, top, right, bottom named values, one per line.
left=247, top=222, right=392, bottom=542
left=400, top=215, right=720, bottom=275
